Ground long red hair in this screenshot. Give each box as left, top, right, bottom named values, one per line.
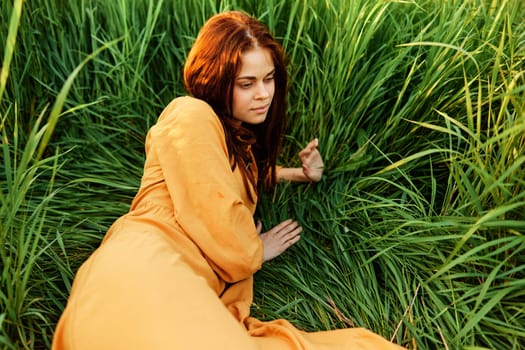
left=183, top=11, right=287, bottom=200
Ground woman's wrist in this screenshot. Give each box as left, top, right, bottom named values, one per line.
left=277, top=167, right=311, bottom=183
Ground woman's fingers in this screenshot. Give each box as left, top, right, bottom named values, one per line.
left=278, top=221, right=302, bottom=242
left=272, top=218, right=294, bottom=231
left=299, top=140, right=323, bottom=167
left=286, top=233, right=301, bottom=246
left=271, top=220, right=302, bottom=241
left=298, top=138, right=318, bottom=159
left=260, top=219, right=303, bottom=262
left=297, top=138, right=324, bottom=182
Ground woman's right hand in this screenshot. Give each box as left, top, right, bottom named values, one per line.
left=257, top=219, right=302, bottom=262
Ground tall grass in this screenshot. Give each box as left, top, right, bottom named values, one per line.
left=1, top=0, right=524, bottom=349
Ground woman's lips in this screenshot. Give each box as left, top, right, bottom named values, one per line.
left=252, top=104, right=269, bottom=114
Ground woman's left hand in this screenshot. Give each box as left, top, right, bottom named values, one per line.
left=257, top=219, right=302, bottom=262
left=298, top=138, right=324, bottom=182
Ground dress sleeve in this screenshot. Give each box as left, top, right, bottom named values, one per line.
left=148, top=98, right=263, bottom=283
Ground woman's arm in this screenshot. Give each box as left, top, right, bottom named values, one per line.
left=277, top=138, right=324, bottom=183
left=152, top=98, right=263, bottom=282
left=277, top=167, right=311, bottom=182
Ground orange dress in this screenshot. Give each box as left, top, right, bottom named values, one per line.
left=52, top=96, right=404, bottom=349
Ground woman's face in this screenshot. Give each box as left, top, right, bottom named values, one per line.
left=232, top=47, right=275, bottom=125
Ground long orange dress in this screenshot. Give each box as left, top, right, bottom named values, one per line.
left=52, top=96, right=405, bottom=349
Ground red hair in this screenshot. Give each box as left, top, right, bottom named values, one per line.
left=183, top=11, right=287, bottom=200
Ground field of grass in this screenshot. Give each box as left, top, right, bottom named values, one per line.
left=1, top=0, right=524, bottom=349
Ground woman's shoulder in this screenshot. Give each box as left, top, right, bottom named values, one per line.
left=157, top=96, right=218, bottom=125
left=150, top=96, right=225, bottom=142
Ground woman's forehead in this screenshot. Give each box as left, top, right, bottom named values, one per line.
left=237, top=47, right=275, bottom=78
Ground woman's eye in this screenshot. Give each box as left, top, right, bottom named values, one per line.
left=239, top=82, right=252, bottom=88
left=265, top=75, right=274, bottom=82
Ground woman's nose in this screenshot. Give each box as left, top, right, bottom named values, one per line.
left=255, top=82, right=270, bottom=99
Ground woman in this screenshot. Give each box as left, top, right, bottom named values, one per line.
left=52, top=11, right=404, bottom=349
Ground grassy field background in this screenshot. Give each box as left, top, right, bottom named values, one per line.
left=1, top=0, right=524, bottom=349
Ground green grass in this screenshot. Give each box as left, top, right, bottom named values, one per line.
left=1, top=0, right=524, bottom=349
